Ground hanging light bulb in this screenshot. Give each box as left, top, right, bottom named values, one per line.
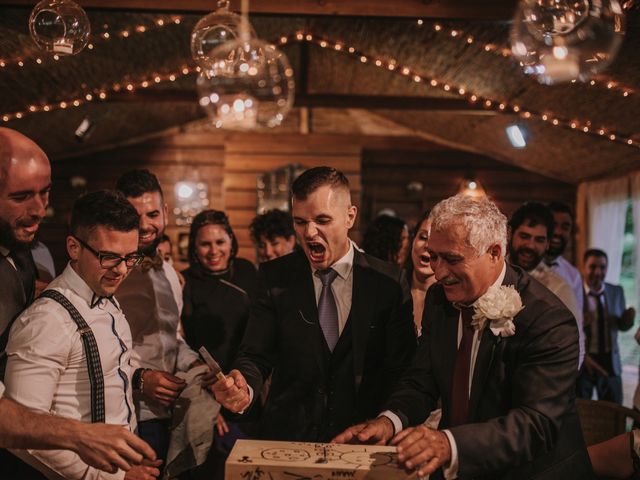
left=510, top=0, right=625, bottom=84
left=196, top=0, right=294, bottom=130
left=190, top=0, right=257, bottom=69
left=29, top=0, right=90, bottom=55
left=197, top=40, right=295, bottom=130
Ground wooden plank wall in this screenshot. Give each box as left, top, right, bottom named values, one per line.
left=361, top=147, right=577, bottom=229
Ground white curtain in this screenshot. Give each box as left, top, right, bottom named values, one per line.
left=630, top=173, right=640, bottom=304
left=585, top=177, right=629, bottom=283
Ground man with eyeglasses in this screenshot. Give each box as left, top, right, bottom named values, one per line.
left=4, top=190, right=162, bottom=480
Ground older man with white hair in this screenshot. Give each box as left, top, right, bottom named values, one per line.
left=334, top=194, right=593, bottom=479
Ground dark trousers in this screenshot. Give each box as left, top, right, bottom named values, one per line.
left=138, top=418, right=171, bottom=466
left=576, top=354, right=623, bottom=404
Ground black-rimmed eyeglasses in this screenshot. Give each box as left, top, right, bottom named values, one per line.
left=73, top=236, right=143, bottom=269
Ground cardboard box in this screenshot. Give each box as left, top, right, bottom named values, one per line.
left=226, top=439, right=407, bottom=480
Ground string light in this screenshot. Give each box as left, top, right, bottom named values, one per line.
left=1, top=31, right=637, bottom=150
left=300, top=32, right=638, bottom=150
left=0, top=15, right=183, bottom=69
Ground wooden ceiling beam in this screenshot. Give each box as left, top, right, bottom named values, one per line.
left=102, top=89, right=496, bottom=114
left=1, top=0, right=518, bottom=20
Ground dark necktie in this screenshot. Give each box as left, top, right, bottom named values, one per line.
left=589, top=291, right=607, bottom=354
left=90, top=293, right=116, bottom=309
left=316, top=268, right=339, bottom=352
left=10, top=247, right=36, bottom=303
left=450, top=306, right=475, bottom=427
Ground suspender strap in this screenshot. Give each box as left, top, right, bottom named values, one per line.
left=39, top=290, right=106, bottom=423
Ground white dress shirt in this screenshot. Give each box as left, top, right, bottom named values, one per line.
left=531, top=261, right=584, bottom=367
left=116, top=260, right=199, bottom=422
left=0, top=380, right=4, bottom=398
left=311, top=242, right=355, bottom=335
left=382, top=263, right=507, bottom=479
left=5, top=263, right=134, bottom=480
left=547, top=255, right=584, bottom=316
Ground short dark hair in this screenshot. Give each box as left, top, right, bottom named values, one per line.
left=584, top=248, right=608, bottom=263
left=70, top=190, right=140, bottom=237
left=188, top=209, right=238, bottom=267
left=159, top=234, right=171, bottom=245
left=249, top=209, right=295, bottom=244
left=548, top=201, right=574, bottom=218
left=115, top=169, right=163, bottom=198
left=508, top=202, right=554, bottom=238
left=362, top=214, right=407, bottom=263
left=291, top=166, right=350, bottom=201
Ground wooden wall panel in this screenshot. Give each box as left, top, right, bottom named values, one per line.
left=361, top=149, right=577, bottom=236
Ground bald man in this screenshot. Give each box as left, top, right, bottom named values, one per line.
left=0, top=128, right=51, bottom=375
left=212, top=167, right=415, bottom=442
left=0, top=129, right=157, bottom=478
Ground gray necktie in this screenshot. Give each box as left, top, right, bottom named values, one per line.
left=316, top=268, right=339, bottom=351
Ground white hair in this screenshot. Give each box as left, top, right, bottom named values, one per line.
left=429, top=194, right=507, bottom=256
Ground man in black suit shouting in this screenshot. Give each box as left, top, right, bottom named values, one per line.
left=334, top=194, right=592, bottom=479
left=212, top=166, right=415, bottom=442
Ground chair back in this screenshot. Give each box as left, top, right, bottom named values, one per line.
left=576, top=398, right=640, bottom=446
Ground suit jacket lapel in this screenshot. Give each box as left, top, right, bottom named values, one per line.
left=468, top=264, right=521, bottom=421
left=290, top=253, right=325, bottom=370
left=351, top=250, right=374, bottom=393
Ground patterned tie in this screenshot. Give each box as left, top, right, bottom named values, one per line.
left=316, top=268, right=339, bottom=352
left=589, top=291, right=607, bottom=354
left=450, top=306, right=475, bottom=427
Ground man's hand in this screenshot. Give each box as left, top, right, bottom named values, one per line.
left=74, top=423, right=156, bottom=473
left=123, top=459, right=163, bottom=480
left=141, top=370, right=186, bottom=407
left=211, top=369, right=250, bottom=413
left=391, top=426, right=451, bottom=477
left=331, top=417, right=394, bottom=445
left=216, top=413, right=230, bottom=436
left=623, top=307, right=636, bottom=325
left=200, top=368, right=218, bottom=388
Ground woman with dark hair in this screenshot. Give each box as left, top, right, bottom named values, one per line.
left=406, top=211, right=437, bottom=337
left=181, top=210, right=259, bottom=477
left=362, top=214, right=410, bottom=266
left=182, top=209, right=258, bottom=376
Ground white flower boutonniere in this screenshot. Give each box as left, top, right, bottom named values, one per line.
left=472, top=285, right=524, bottom=337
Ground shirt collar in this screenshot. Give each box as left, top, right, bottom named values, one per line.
left=0, top=245, right=9, bottom=257
left=584, top=282, right=605, bottom=296
left=62, top=263, right=120, bottom=310
left=493, top=261, right=507, bottom=289
left=312, top=241, right=354, bottom=281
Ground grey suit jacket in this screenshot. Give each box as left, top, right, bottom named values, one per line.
left=584, top=282, right=633, bottom=376
left=385, top=264, right=593, bottom=479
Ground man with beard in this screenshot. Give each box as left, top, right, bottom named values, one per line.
left=115, top=170, right=205, bottom=465
left=545, top=202, right=585, bottom=326
left=212, top=166, right=415, bottom=442
left=0, top=128, right=49, bottom=377
left=508, top=202, right=583, bottom=366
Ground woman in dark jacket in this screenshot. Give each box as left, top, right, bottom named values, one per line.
left=182, top=209, right=258, bottom=371
left=181, top=209, right=259, bottom=479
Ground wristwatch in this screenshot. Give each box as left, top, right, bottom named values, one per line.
left=132, top=368, right=147, bottom=392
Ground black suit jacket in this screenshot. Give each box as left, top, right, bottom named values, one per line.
left=233, top=248, right=416, bottom=441
left=0, top=249, right=36, bottom=378
left=385, top=264, right=593, bottom=479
